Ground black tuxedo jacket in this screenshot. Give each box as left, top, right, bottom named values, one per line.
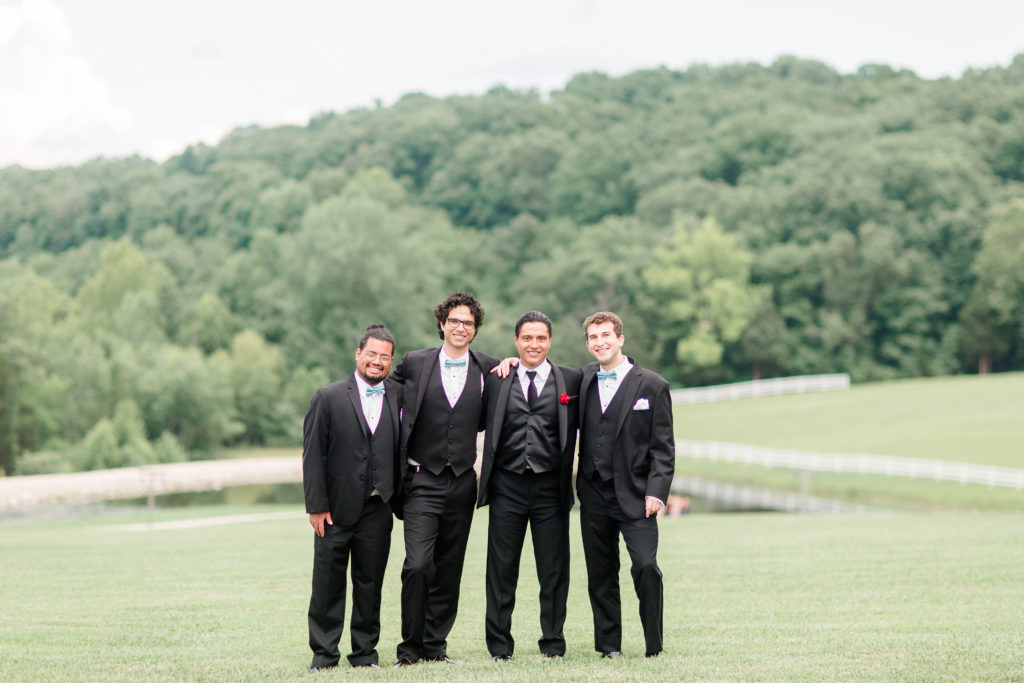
left=301, top=375, right=402, bottom=527
left=478, top=362, right=582, bottom=512
left=579, top=358, right=675, bottom=519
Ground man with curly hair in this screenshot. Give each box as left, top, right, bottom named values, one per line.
left=390, top=291, right=499, bottom=667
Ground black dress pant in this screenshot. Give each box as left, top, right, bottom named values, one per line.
left=307, top=496, right=392, bottom=668
left=485, top=468, right=570, bottom=657
left=396, top=467, right=476, bottom=662
left=577, top=471, right=663, bottom=655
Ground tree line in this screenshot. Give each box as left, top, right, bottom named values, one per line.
left=2, top=55, right=1024, bottom=475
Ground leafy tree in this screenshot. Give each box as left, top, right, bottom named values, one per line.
left=641, top=217, right=766, bottom=382
left=283, top=170, right=453, bottom=377
left=134, top=345, right=242, bottom=451
left=0, top=270, right=70, bottom=473
left=181, top=293, right=236, bottom=354
left=75, top=238, right=161, bottom=332
left=220, top=330, right=288, bottom=444
left=960, top=200, right=1024, bottom=372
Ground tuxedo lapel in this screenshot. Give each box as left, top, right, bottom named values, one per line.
left=345, top=378, right=371, bottom=438
left=385, top=380, right=400, bottom=435
left=414, top=350, right=437, bottom=415
left=468, top=350, right=486, bottom=398
left=614, top=366, right=643, bottom=438
left=552, top=365, right=568, bottom=451
left=580, top=366, right=598, bottom=425
left=490, top=372, right=515, bottom=450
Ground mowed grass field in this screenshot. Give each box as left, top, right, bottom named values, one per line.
left=2, top=504, right=1023, bottom=681
left=678, top=372, right=1023, bottom=466
left=676, top=372, right=1024, bottom=511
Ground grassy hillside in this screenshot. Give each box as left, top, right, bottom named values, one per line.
left=677, top=372, right=1024, bottom=467
left=1, top=505, right=1022, bottom=681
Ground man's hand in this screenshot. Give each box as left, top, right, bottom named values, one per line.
left=490, top=356, right=520, bottom=378
left=309, top=511, right=333, bottom=537
left=645, top=496, right=664, bottom=518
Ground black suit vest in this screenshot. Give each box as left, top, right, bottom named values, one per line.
left=580, top=378, right=626, bottom=482
left=407, top=357, right=483, bottom=475
left=365, top=403, right=396, bottom=501
left=498, top=372, right=559, bottom=474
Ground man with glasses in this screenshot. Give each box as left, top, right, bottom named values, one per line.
left=303, top=324, right=401, bottom=671
left=391, top=291, right=498, bottom=667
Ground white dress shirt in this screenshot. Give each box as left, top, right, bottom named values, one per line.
left=596, top=358, right=633, bottom=413
left=439, top=348, right=470, bottom=408
left=354, top=374, right=385, bottom=434
left=517, top=360, right=551, bottom=402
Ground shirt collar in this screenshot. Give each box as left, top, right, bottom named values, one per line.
left=601, top=358, right=632, bottom=380
left=517, top=359, right=551, bottom=383
left=439, top=348, right=471, bottom=367
left=354, top=373, right=384, bottom=395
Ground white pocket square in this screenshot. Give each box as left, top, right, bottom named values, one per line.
left=632, top=398, right=650, bottom=410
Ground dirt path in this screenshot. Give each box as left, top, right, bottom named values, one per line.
left=0, top=456, right=300, bottom=512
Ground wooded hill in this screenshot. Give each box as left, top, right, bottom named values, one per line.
left=2, top=55, right=1023, bottom=474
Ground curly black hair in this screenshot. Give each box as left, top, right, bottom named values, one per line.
left=434, top=291, right=484, bottom=340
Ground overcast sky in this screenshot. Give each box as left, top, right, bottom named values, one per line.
left=2, top=0, right=1023, bottom=169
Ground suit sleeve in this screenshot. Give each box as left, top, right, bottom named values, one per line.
left=390, top=352, right=412, bottom=385
left=301, top=388, right=331, bottom=514
left=645, top=381, right=676, bottom=504
left=476, top=352, right=499, bottom=431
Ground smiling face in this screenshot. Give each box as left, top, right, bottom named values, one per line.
left=442, top=304, right=477, bottom=356
left=585, top=321, right=625, bottom=370
left=514, top=321, right=551, bottom=370
left=354, top=337, right=394, bottom=385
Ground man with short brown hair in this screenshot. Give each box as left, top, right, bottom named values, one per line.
left=577, top=311, right=674, bottom=659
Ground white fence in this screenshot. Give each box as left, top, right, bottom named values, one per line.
left=678, top=439, right=1024, bottom=489
left=671, top=373, right=850, bottom=405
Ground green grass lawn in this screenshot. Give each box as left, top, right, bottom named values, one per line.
left=678, top=372, right=1024, bottom=467
left=2, top=504, right=1022, bottom=681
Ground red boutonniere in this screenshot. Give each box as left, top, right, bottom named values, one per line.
left=559, top=393, right=571, bottom=405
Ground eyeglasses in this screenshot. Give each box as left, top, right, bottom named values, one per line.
left=445, top=317, right=477, bottom=330
left=361, top=351, right=393, bottom=363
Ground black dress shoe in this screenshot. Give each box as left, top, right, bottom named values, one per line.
left=542, top=652, right=564, bottom=659
left=601, top=650, right=622, bottom=659
left=425, top=655, right=456, bottom=663
left=353, top=662, right=379, bottom=668
left=491, top=654, right=512, bottom=661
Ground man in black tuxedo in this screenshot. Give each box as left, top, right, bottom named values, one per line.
left=302, top=324, right=402, bottom=671
left=391, top=292, right=498, bottom=667
left=478, top=311, right=582, bottom=661
left=577, top=311, right=674, bottom=659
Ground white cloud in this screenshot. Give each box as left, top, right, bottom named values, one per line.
left=0, top=0, right=133, bottom=168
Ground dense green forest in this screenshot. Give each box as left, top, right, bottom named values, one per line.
left=3, top=56, right=1024, bottom=476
